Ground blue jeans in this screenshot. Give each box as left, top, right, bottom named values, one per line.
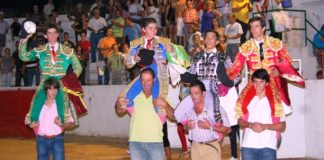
left=36, top=134, right=64, bottom=160
left=129, top=142, right=164, bottom=160
left=90, top=32, right=103, bottom=62
left=25, top=68, right=40, bottom=86
left=241, top=147, right=276, bottom=160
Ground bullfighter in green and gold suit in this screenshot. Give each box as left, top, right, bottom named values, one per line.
left=19, top=24, right=83, bottom=127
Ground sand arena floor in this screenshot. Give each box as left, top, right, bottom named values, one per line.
left=0, top=135, right=307, bottom=160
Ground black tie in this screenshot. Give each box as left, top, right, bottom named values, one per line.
left=259, top=42, right=264, bottom=61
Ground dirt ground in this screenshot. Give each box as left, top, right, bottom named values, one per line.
left=0, top=135, right=307, bottom=160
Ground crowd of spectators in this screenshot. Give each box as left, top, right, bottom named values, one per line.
left=1, top=0, right=320, bottom=87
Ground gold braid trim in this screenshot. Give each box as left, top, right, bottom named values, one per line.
left=239, top=40, right=254, bottom=57
left=267, top=36, right=282, bottom=52
left=34, top=44, right=46, bottom=52
left=61, top=44, right=74, bottom=56
left=130, top=38, right=144, bottom=49
left=234, top=82, right=253, bottom=118
left=157, top=36, right=172, bottom=47
left=62, top=87, right=88, bottom=110
left=269, top=78, right=284, bottom=117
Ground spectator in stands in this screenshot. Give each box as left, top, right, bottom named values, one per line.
left=166, top=0, right=177, bottom=43
left=188, top=33, right=204, bottom=58
left=147, top=0, right=161, bottom=35
left=111, top=9, right=125, bottom=44
left=88, top=8, right=107, bottom=62
left=215, top=0, right=232, bottom=28
left=48, top=10, right=62, bottom=35
left=75, top=44, right=87, bottom=85
left=224, top=13, right=243, bottom=62
left=10, top=16, right=21, bottom=42
left=129, top=0, right=144, bottom=25
left=312, top=24, right=324, bottom=70
left=231, top=0, right=253, bottom=44
left=187, top=24, right=200, bottom=51
left=108, top=43, right=129, bottom=85
left=159, top=0, right=168, bottom=36
left=12, top=41, right=27, bottom=87
left=43, top=0, right=55, bottom=23
left=97, top=27, right=116, bottom=85
left=123, top=18, right=141, bottom=43
left=200, top=1, right=222, bottom=34
left=122, top=0, right=132, bottom=18
left=30, top=5, right=44, bottom=26
left=212, top=18, right=225, bottom=37
left=175, top=0, right=186, bottom=45
left=182, top=0, right=199, bottom=46
left=0, top=48, right=15, bottom=87
left=69, top=2, right=86, bottom=22
left=98, top=27, right=117, bottom=60
left=0, top=12, right=9, bottom=57
left=62, top=32, right=75, bottom=49
left=71, top=13, right=89, bottom=42
left=77, top=32, right=90, bottom=78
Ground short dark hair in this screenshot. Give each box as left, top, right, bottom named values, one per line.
left=204, top=30, right=219, bottom=40
left=251, top=68, right=270, bottom=83
left=190, top=80, right=206, bottom=92
left=44, top=23, right=59, bottom=34
left=140, top=67, right=155, bottom=79
left=43, top=78, right=60, bottom=93
left=249, top=16, right=266, bottom=29
left=141, top=18, right=157, bottom=28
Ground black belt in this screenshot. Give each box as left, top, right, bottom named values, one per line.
left=39, top=133, right=63, bottom=139
left=196, top=139, right=219, bottom=152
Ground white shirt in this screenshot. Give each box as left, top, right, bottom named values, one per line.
left=241, top=96, right=285, bottom=150
left=129, top=3, right=143, bottom=20
left=88, top=16, right=107, bottom=32
left=225, top=22, right=243, bottom=44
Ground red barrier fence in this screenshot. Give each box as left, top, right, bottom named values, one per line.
left=0, top=88, right=36, bottom=138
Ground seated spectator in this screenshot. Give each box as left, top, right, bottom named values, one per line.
left=128, top=0, right=144, bottom=25
left=0, top=48, right=15, bottom=87
left=75, top=45, right=87, bottom=85
left=62, top=32, right=76, bottom=49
